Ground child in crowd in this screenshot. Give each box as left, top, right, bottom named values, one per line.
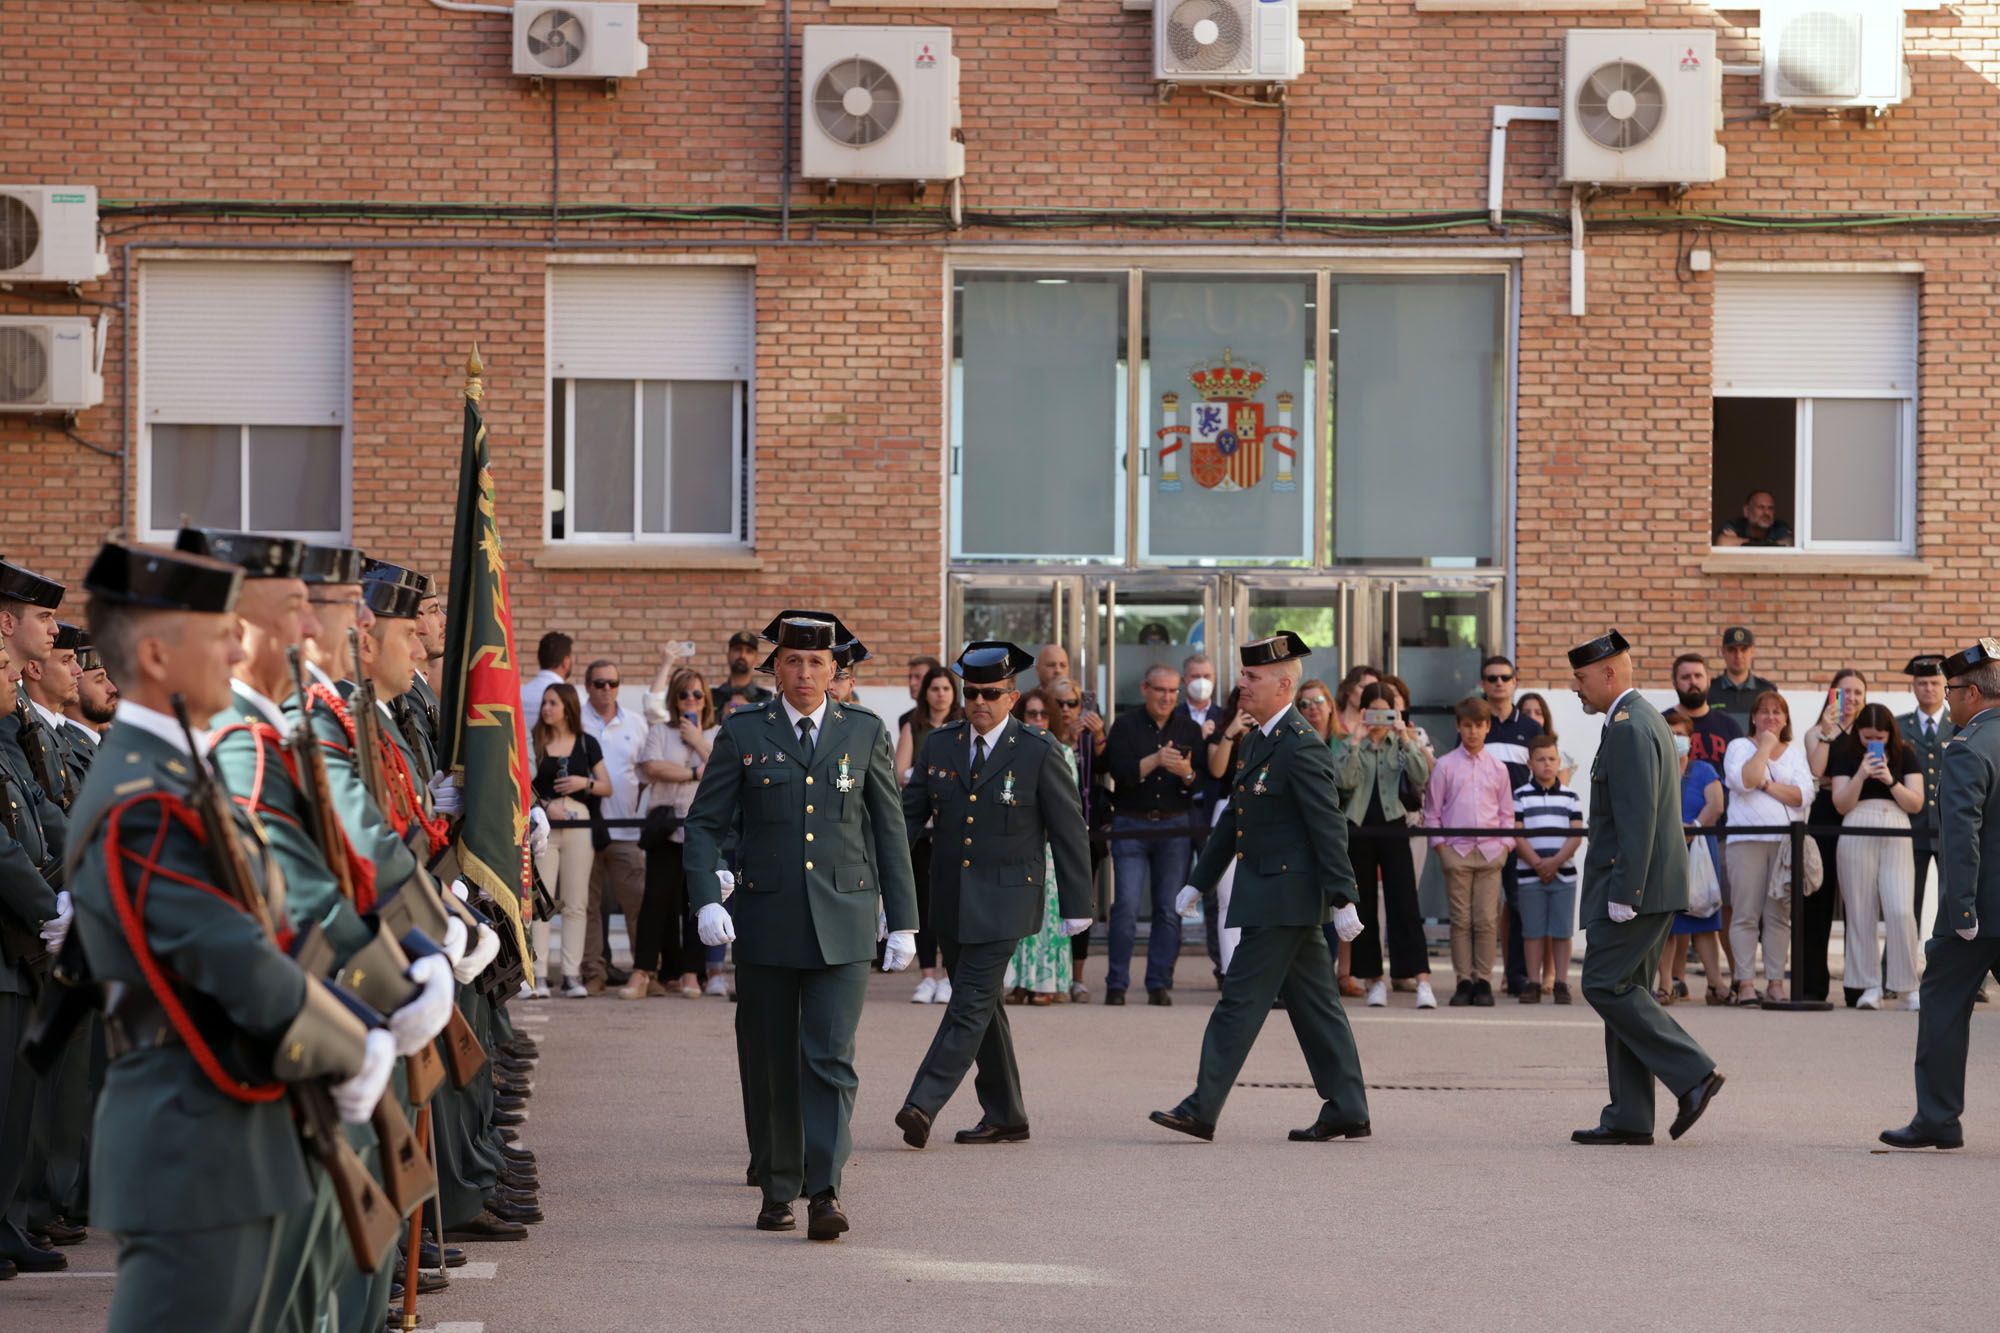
left=1511, top=734, right=1582, bottom=1004
left=1423, top=697, right=1515, bottom=1007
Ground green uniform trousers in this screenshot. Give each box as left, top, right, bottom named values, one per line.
left=109, top=1214, right=284, bottom=1333
left=23, top=1013, right=94, bottom=1229
left=269, top=1168, right=343, bottom=1333
left=1175, top=925, right=1369, bottom=1128
left=1913, top=934, right=2000, bottom=1135
left=903, top=937, right=1027, bottom=1128
left=0, top=993, right=40, bottom=1257
left=737, top=959, right=869, bottom=1205
left=1581, top=912, right=1716, bottom=1134
left=738, top=997, right=771, bottom=1186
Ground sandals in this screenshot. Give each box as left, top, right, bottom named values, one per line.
left=1705, top=987, right=1731, bottom=1006
left=1654, top=986, right=1674, bottom=1006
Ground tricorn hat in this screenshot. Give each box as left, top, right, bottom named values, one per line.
left=299, top=544, right=367, bottom=586
left=75, top=634, right=100, bottom=673
left=951, top=640, right=1034, bottom=685
left=175, top=527, right=306, bottom=580
left=0, top=557, right=65, bottom=610
left=1568, top=629, right=1631, bottom=670
left=1902, top=653, right=1946, bottom=679
left=361, top=576, right=423, bottom=620
left=1238, top=631, right=1312, bottom=668
left=754, top=610, right=854, bottom=675
left=1942, top=639, right=2000, bottom=680
left=83, top=541, right=241, bottom=614
left=362, top=557, right=435, bottom=600
left=52, top=622, right=84, bottom=653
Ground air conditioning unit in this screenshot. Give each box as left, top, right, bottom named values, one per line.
left=1761, top=5, right=1907, bottom=111
left=513, top=2, right=648, bottom=80
left=0, top=317, right=104, bottom=413
left=801, top=26, right=964, bottom=184
left=0, top=186, right=108, bottom=285
left=1154, top=0, right=1305, bottom=85
left=1561, top=30, right=1726, bottom=189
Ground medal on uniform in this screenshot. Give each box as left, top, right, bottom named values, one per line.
left=1000, top=770, right=1017, bottom=805
left=836, top=753, right=855, bottom=792
left=1252, top=766, right=1269, bottom=796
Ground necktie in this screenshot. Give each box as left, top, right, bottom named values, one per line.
left=797, top=716, right=815, bottom=756
left=973, top=735, right=989, bottom=780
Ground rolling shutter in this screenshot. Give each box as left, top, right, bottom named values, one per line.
left=142, top=261, right=350, bottom=425
left=549, top=265, right=753, bottom=381
left=1713, top=272, right=1917, bottom=395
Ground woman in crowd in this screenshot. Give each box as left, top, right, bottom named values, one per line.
left=1330, top=664, right=1381, bottom=745
left=623, top=669, right=719, bottom=1000
left=1513, top=691, right=1576, bottom=784
left=1308, top=674, right=1367, bottom=993
left=1333, top=681, right=1436, bottom=1009
left=1805, top=667, right=1869, bottom=1005
left=897, top=666, right=962, bottom=1004
left=531, top=682, right=611, bottom=998
left=1006, top=688, right=1075, bottom=1005
left=1723, top=691, right=1812, bottom=1005
left=1829, top=703, right=1925, bottom=1010
left=1047, top=676, right=1100, bottom=1002
left=1659, top=710, right=1728, bottom=1005
left=1296, top=678, right=1335, bottom=743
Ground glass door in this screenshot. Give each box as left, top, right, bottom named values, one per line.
left=1227, top=576, right=1354, bottom=699
left=946, top=574, right=1083, bottom=694
left=1085, top=576, right=1221, bottom=716
left=1370, top=578, right=1504, bottom=751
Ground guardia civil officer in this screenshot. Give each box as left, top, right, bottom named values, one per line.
left=893, top=641, right=1092, bottom=1149
left=66, top=540, right=399, bottom=1330
left=1567, top=630, right=1724, bottom=1145
left=1149, top=632, right=1372, bottom=1144
left=1881, top=638, right=2000, bottom=1150
left=682, top=610, right=918, bottom=1240
left=1898, top=654, right=1955, bottom=926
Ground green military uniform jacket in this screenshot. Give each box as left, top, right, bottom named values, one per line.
left=61, top=720, right=98, bottom=784
left=684, top=697, right=918, bottom=969
left=0, top=705, right=68, bottom=867
left=392, top=672, right=441, bottom=785
left=291, top=669, right=422, bottom=894
left=0, top=755, right=58, bottom=997
left=1189, top=704, right=1357, bottom=926
left=1899, top=706, right=1954, bottom=841
left=1936, top=705, right=2000, bottom=938
left=903, top=717, right=1092, bottom=944
left=1706, top=671, right=1778, bottom=731
left=65, top=717, right=316, bottom=1232
left=1581, top=691, right=1689, bottom=923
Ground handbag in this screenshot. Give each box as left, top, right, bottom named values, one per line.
left=637, top=802, right=681, bottom=852
left=1684, top=838, right=1722, bottom=918
left=1767, top=830, right=1825, bottom=901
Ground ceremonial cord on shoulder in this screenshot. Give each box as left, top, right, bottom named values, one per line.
left=307, top=681, right=449, bottom=857
left=212, top=719, right=379, bottom=912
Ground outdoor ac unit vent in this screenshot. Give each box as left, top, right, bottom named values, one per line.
left=0, top=186, right=107, bottom=285
left=801, top=27, right=964, bottom=184
left=1761, top=6, right=1907, bottom=110
left=1560, top=30, right=1725, bottom=189
left=0, top=317, right=104, bottom=413
left=1154, top=0, right=1304, bottom=84
left=512, top=2, right=649, bottom=80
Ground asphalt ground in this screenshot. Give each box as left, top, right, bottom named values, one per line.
left=15, top=948, right=2000, bottom=1333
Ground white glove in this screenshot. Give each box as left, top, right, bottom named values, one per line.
left=1957, top=922, right=1979, bottom=941
left=1331, top=903, right=1364, bottom=942
left=717, top=868, right=736, bottom=903
left=449, top=877, right=471, bottom=903
left=38, top=890, right=73, bottom=951
left=387, top=955, right=456, bottom=1057
left=332, top=1029, right=397, bottom=1125
left=1608, top=902, right=1638, bottom=924
left=456, top=923, right=500, bottom=985
left=440, top=916, right=468, bottom=970
left=1062, top=917, right=1094, bottom=937
left=697, top=902, right=736, bottom=947
left=426, top=769, right=463, bottom=818
left=1174, top=886, right=1203, bottom=918
left=527, top=806, right=550, bottom=856
left=882, top=929, right=917, bottom=972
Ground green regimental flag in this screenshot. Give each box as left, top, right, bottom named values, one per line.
left=438, top=351, right=534, bottom=979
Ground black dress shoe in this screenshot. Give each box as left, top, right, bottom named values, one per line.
left=807, top=1191, right=849, bottom=1241
left=1288, top=1119, right=1371, bottom=1142
left=1570, top=1126, right=1654, bottom=1146
left=1147, top=989, right=1173, bottom=1006
left=43, top=1220, right=87, bottom=1246
left=1449, top=979, right=1474, bottom=1007
left=418, top=1241, right=468, bottom=1269
left=493, top=1183, right=540, bottom=1207
left=0, top=1256, right=15, bottom=1280
left=499, top=1127, right=519, bottom=1143
left=487, top=1198, right=543, bottom=1225
left=493, top=1108, right=525, bottom=1127
left=1104, top=989, right=1126, bottom=1006
left=895, top=1104, right=932, bottom=1149
left=0, top=1242, right=66, bottom=1272
left=502, top=1145, right=536, bottom=1166
left=500, top=1167, right=539, bottom=1190
left=1148, top=1108, right=1215, bottom=1141
left=756, top=1200, right=796, bottom=1232
left=1471, top=979, right=1495, bottom=1007
left=391, top=1268, right=450, bottom=1298
left=954, top=1121, right=1031, bottom=1145
left=443, top=1209, right=529, bottom=1242
left=1879, top=1121, right=1964, bottom=1150
left=1669, top=1070, right=1725, bottom=1141
left=495, top=1094, right=529, bottom=1114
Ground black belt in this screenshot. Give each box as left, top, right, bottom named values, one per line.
left=1122, top=809, right=1191, bottom=822
left=102, top=982, right=183, bottom=1060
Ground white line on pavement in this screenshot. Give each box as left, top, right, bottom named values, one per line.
left=864, top=1250, right=1115, bottom=1287
left=19, top=1270, right=116, bottom=1277
left=455, top=1261, right=498, bottom=1279
left=1348, top=1016, right=1598, bottom=1030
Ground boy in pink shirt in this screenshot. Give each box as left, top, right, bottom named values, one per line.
left=1423, top=697, right=1515, bottom=1006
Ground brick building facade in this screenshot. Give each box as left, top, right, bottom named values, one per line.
left=4, top=1, right=1992, bottom=713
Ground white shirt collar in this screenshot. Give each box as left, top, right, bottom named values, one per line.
left=1917, top=703, right=1946, bottom=725
left=29, top=699, right=67, bottom=733
left=306, top=660, right=337, bottom=692
left=780, top=693, right=830, bottom=737
left=115, top=699, right=210, bottom=759
left=972, top=714, right=1010, bottom=754
left=230, top=677, right=288, bottom=730
left=1259, top=704, right=1294, bottom=737
left=67, top=719, right=99, bottom=747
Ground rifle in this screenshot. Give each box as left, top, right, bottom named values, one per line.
left=287, top=647, right=355, bottom=905
left=347, top=627, right=389, bottom=811
left=14, top=681, right=72, bottom=811
left=21, top=928, right=95, bottom=1075
left=169, top=694, right=405, bottom=1274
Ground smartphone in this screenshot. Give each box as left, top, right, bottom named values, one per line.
left=675, top=639, right=696, bottom=659
left=1865, top=739, right=1887, bottom=765
left=1362, top=707, right=1399, bottom=728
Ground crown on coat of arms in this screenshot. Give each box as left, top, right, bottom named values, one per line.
left=1188, top=348, right=1266, bottom=401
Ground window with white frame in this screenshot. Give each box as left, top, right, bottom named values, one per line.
left=140, top=260, right=351, bottom=540
left=548, top=265, right=752, bottom=545
left=1711, top=272, right=1917, bottom=554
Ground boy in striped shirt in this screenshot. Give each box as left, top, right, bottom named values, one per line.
left=1512, top=734, right=1583, bottom=1004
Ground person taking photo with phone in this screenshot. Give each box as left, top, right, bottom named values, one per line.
left=1829, top=703, right=1925, bottom=1010
left=1806, top=668, right=1869, bottom=1005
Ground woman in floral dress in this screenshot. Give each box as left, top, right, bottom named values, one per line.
left=1007, top=687, right=1076, bottom=1005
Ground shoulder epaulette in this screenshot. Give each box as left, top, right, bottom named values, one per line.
left=835, top=700, right=878, bottom=719
left=934, top=719, right=966, bottom=734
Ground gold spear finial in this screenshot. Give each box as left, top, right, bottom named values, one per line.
left=464, top=346, right=485, bottom=404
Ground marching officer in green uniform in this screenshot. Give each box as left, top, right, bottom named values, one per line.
left=66, top=539, right=400, bottom=1330
left=894, top=641, right=1092, bottom=1150
left=1149, top=632, right=1372, bottom=1144
left=1567, top=630, right=1724, bottom=1146
left=684, top=610, right=919, bottom=1240
left=1882, top=638, right=2000, bottom=1150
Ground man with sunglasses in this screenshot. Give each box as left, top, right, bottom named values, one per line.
left=1481, top=655, right=1538, bottom=996
left=582, top=658, right=649, bottom=995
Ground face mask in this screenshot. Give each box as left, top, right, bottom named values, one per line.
left=1672, top=735, right=1691, bottom=759
left=1186, top=677, right=1214, bottom=703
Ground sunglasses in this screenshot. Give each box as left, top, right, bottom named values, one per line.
left=1299, top=696, right=1329, bottom=708
left=1055, top=698, right=1081, bottom=709
left=677, top=688, right=705, bottom=700
left=964, top=686, right=1010, bottom=702
left=588, top=679, right=619, bottom=689
left=1483, top=673, right=1514, bottom=684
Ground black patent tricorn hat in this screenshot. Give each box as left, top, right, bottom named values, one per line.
left=1239, top=631, right=1312, bottom=668
left=951, top=641, right=1034, bottom=685
left=1568, top=629, right=1631, bottom=670
left=299, top=544, right=367, bottom=586
left=175, top=527, right=306, bottom=580
left=1903, top=653, right=1945, bottom=679
left=362, top=557, right=435, bottom=600
left=53, top=622, right=84, bottom=653
left=0, top=557, right=64, bottom=610
left=1942, top=639, right=2000, bottom=680
left=84, top=541, right=241, bottom=613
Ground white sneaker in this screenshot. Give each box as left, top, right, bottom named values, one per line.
left=1906, top=990, right=1921, bottom=1012
left=911, top=976, right=938, bottom=1004
left=561, top=981, right=588, bottom=999
left=704, top=973, right=729, bottom=998
left=1366, top=979, right=1388, bottom=1008
left=1414, top=981, right=1438, bottom=1010
left=933, top=976, right=953, bottom=1004
left=1857, top=987, right=1882, bottom=1010
left=530, top=980, right=552, bottom=1000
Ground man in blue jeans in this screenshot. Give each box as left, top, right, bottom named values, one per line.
left=1103, top=663, right=1205, bottom=1004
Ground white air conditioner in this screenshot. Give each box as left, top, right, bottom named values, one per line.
left=0, top=186, right=108, bottom=285
left=1760, top=5, right=1907, bottom=110
left=513, top=2, right=648, bottom=80
left=801, top=26, right=964, bottom=184
left=0, top=317, right=103, bottom=413
left=1154, top=0, right=1304, bottom=84
left=1561, top=30, right=1726, bottom=189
